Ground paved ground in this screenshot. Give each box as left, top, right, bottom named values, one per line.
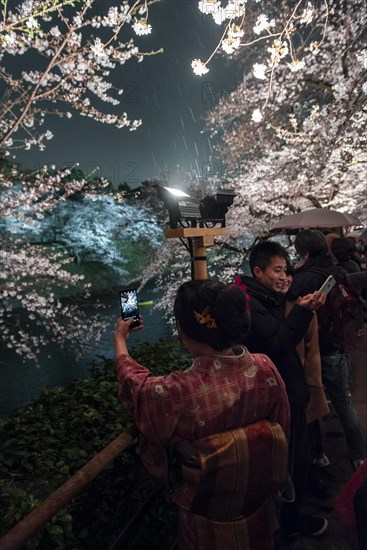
left=279, top=332, right=367, bottom=550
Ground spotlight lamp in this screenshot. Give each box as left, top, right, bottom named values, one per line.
left=156, top=185, right=236, bottom=280
left=156, top=185, right=202, bottom=229
left=156, top=185, right=236, bottom=229
left=199, top=189, right=237, bottom=227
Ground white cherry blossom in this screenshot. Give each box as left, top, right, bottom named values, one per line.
left=132, top=20, right=152, bottom=36
left=251, top=108, right=263, bottom=122
left=253, top=63, right=267, bottom=80
left=253, top=14, right=275, bottom=35
left=191, top=58, right=209, bottom=76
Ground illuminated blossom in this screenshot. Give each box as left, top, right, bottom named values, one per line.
left=300, top=3, right=315, bottom=24
left=50, top=26, right=61, bottom=37
left=228, top=24, right=244, bottom=39
left=251, top=108, right=263, bottom=122
left=194, top=0, right=330, bottom=99
left=140, top=0, right=366, bottom=331
left=0, top=0, right=159, bottom=359
left=289, top=59, right=305, bottom=72
left=191, top=58, right=209, bottom=76
left=0, top=0, right=157, bottom=152
left=253, top=63, right=267, bottom=80
left=198, top=0, right=221, bottom=14
left=268, top=39, right=289, bottom=67
left=357, top=50, right=367, bottom=69
left=309, top=41, right=320, bottom=54
left=132, top=20, right=152, bottom=36
left=221, top=36, right=241, bottom=54
left=253, top=14, right=275, bottom=35
left=26, top=16, right=39, bottom=29
left=212, top=8, right=227, bottom=25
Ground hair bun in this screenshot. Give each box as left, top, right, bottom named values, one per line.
left=174, top=280, right=251, bottom=351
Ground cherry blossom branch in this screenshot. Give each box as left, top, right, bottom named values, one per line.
left=0, top=0, right=86, bottom=35
left=104, top=0, right=143, bottom=48
left=0, top=16, right=83, bottom=145
left=193, top=0, right=330, bottom=119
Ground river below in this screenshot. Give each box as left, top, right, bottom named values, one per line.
left=0, top=285, right=172, bottom=418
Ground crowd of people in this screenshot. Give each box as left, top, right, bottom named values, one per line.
left=113, top=229, right=367, bottom=550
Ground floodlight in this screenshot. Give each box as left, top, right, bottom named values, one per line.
left=160, top=186, right=190, bottom=198
left=199, top=189, right=236, bottom=227
left=156, top=185, right=202, bottom=229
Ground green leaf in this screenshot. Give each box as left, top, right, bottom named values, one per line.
left=47, top=524, right=64, bottom=536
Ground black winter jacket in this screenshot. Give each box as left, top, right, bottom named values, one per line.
left=290, top=253, right=333, bottom=298
left=290, top=253, right=335, bottom=353
left=240, top=276, right=313, bottom=410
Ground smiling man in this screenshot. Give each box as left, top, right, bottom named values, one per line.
left=234, top=240, right=328, bottom=540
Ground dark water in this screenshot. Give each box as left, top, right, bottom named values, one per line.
left=0, top=287, right=171, bottom=418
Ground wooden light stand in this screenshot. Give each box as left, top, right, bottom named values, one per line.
left=165, top=227, right=228, bottom=280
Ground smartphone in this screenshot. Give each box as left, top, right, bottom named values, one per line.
left=119, top=289, right=140, bottom=328
left=317, top=275, right=336, bottom=297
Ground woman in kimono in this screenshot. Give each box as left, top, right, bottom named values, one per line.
left=115, top=280, right=290, bottom=550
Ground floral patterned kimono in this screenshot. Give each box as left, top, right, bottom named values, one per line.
left=116, top=346, right=290, bottom=549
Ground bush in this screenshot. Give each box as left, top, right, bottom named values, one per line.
left=0, top=339, right=192, bottom=548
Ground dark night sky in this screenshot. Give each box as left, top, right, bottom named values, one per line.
left=14, top=0, right=241, bottom=188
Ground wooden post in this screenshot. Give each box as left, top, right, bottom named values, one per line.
left=0, top=425, right=139, bottom=550
left=165, top=227, right=227, bottom=280
left=191, top=236, right=208, bottom=280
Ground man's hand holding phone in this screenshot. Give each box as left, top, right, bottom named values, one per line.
left=299, top=275, right=335, bottom=311
left=299, top=291, right=326, bottom=311
left=299, top=275, right=336, bottom=311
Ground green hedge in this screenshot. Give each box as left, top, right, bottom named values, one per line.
left=0, top=340, right=192, bottom=549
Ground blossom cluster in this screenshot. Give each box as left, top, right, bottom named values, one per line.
left=0, top=164, right=163, bottom=360
left=0, top=0, right=162, bottom=360
left=193, top=0, right=329, bottom=120
left=143, top=0, right=367, bottom=319
left=203, top=0, right=367, bottom=237
left=0, top=0, right=159, bottom=153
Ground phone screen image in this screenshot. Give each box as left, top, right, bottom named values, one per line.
left=119, top=289, right=140, bottom=327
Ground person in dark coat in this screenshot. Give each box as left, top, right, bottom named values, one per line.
left=235, top=240, right=328, bottom=539
left=331, top=237, right=361, bottom=273
left=291, top=230, right=366, bottom=471
left=290, top=230, right=334, bottom=300
left=348, top=271, right=367, bottom=291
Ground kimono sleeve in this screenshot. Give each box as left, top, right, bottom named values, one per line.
left=115, top=353, right=185, bottom=446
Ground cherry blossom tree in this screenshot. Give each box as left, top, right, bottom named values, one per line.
left=202, top=0, right=367, bottom=238
left=2, top=0, right=366, bottom=359
left=192, top=0, right=329, bottom=98
left=0, top=0, right=160, bottom=152
left=38, top=194, right=162, bottom=275
left=0, top=162, right=163, bottom=361
left=0, top=0, right=161, bottom=361
left=141, top=0, right=367, bottom=320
